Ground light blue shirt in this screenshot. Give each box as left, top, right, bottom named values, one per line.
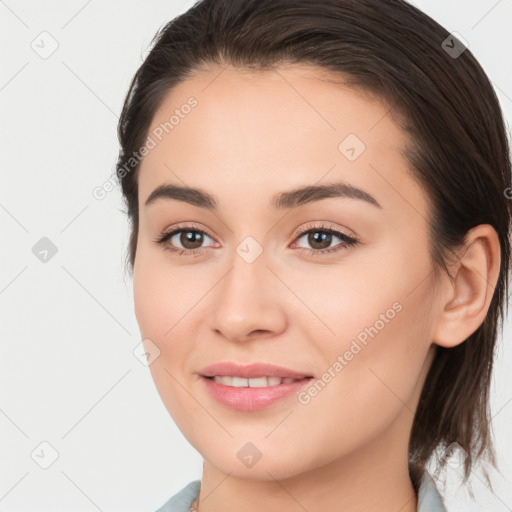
left=155, top=471, right=447, bottom=511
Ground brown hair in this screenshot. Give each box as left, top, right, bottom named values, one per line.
left=116, top=0, right=511, bottom=493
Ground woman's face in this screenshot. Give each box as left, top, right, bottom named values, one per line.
left=133, top=64, right=441, bottom=480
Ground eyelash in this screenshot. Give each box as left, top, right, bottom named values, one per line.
left=152, top=222, right=359, bottom=258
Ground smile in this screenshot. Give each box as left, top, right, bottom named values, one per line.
left=208, top=376, right=306, bottom=387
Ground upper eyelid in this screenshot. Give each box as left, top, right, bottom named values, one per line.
left=294, top=223, right=355, bottom=239
left=164, top=222, right=214, bottom=238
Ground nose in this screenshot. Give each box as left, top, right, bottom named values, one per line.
left=209, top=244, right=288, bottom=343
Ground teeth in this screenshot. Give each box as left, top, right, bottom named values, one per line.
left=212, top=376, right=300, bottom=387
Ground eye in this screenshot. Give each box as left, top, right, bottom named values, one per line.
left=153, top=223, right=218, bottom=256
left=153, top=222, right=359, bottom=258
left=292, top=223, right=359, bottom=257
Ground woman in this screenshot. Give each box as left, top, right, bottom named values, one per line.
left=115, top=0, right=511, bottom=510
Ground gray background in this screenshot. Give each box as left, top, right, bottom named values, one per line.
left=1, top=0, right=511, bottom=511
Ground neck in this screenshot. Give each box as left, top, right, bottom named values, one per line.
left=194, top=409, right=419, bottom=512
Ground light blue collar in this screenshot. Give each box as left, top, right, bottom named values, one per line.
left=417, top=471, right=447, bottom=511
left=156, top=470, right=447, bottom=511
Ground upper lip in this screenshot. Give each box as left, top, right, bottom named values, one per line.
left=200, top=362, right=313, bottom=379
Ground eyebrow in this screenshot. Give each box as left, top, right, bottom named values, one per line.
left=144, top=181, right=382, bottom=210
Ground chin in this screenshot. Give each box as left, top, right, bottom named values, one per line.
left=200, top=441, right=315, bottom=481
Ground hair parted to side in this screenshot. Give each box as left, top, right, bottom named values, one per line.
left=116, top=0, right=511, bottom=493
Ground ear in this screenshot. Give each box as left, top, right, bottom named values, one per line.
left=433, top=224, right=501, bottom=348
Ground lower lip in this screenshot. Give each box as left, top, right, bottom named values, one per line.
left=201, top=376, right=313, bottom=411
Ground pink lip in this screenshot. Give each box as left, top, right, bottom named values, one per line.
left=199, top=362, right=314, bottom=411
left=201, top=375, right=313, bottom=411
left=199, top=362, right=312, bottom=379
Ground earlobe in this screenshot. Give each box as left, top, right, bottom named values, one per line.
left=433, top=224, right=501, bottom=348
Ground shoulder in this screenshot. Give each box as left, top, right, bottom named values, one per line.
left=417, top=471, right=447, bottom=512
left=154, top=480, right=201, bottom=512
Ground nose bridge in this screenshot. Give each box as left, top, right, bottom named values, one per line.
left=220, top=235, right=271, bottom=311
left=210, top=235, right=286, bottom=340
left=221, top=220, right=272, bottom=290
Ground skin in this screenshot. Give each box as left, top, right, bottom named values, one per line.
left=132, top=64, right=500, bottom=512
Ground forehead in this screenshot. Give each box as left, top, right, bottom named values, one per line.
left=137, top=63, right=426, bottom=218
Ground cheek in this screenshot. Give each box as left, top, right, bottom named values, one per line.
left=133, top=254, right=202, bottom=429
left=133, top=242, right=203, bottom=342
left=132, top=248, right=211, bottom=404
left=133, top=258, right=164, bottom=341
left=288, top=246, right=435, bottom=418
left=286, top=295, right=433, bottom=469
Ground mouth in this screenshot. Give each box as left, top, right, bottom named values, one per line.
left=203, top=375, right=313, bottom=387
left=198, top=362, right=314, bottom=410
left=199, top=361, right=314, bottom=381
